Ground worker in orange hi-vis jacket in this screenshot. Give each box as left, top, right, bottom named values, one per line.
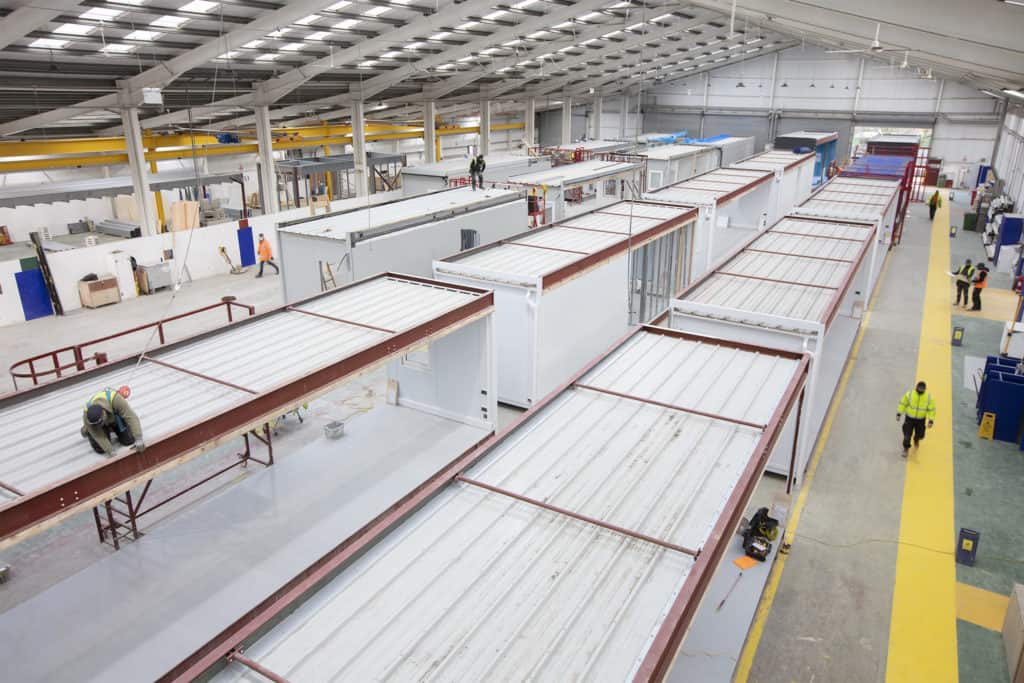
left=256, top=233, right=280, bottom=278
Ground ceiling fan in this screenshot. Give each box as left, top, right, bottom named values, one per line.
left=826, top=23, right=903, bottom=54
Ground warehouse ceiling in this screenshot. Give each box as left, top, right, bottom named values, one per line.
left=0, top=0, right=1019, bottom=137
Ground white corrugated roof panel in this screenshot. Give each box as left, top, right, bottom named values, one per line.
left=402, top=153, right=545, bottom=179
left=775, top=131, right=839, bottom=143
left=677, top=216, right=874, bottom=325
left=211, top=328, right=802, bottom=683
left=732, top=150, right=815, bottom=171
left=437, top=201, right=695, bottom=286
left=0, top=276, right=485, bottom=497
left=796, top=176, right=900, bottom=222
left=509, top=159, right=638, bottom=186
left=277, top=186, right=520, bottom=241
left=553, top=139, right=632, bottom=153
left=647, top=167, right=772, bottom=206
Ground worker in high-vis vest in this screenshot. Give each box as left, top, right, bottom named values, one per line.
left=81, top=386, right=144, bottom=456
left=970, top=263, right=989, bottom=311
left=953, top=258, right=974, bottom=308
left=896, top=381, right=936, bottom=457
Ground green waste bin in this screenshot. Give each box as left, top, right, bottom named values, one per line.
left=963, top=213, right=977, bottom=232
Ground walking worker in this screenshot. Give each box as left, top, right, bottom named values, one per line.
left=954, top=258, right=974, bottom=307
left=81, top=386, right=144, bottom=456
left=971, top=263, right=989, bottom=311
left=474, top=154, right=486, bottom=189
left=928, top=189, right=942, bottom=221
left=468, top=156, right=479, bottom=190
left=896, top=381, right=935, bottom=457
left=256, top=233, right=280, bottom=278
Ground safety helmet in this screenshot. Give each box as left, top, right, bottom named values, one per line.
left=86, top=404, right=105, bottom=425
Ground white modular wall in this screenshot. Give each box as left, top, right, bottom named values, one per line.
left=647, top=150, right=719, bottom=191
left=546, top=176, right=634, bottom=223
left=280, top=199, right=527, bottom=301
left=388, top=311, right=497, bottom=431
left=995, top=108, right=1024, bottom=210
left=685, top=184, right=775, bottom=277
left=434, top=255, right=630, bottom=409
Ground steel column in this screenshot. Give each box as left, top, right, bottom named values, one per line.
left=479, top=99, right=491, bottom=157
left=254, top=104, right=279, bottom=214
left=591, top=95, right=603, bottom=140
left=423, top=101, right=437, bottom=164
left=351, top=100, right=369, bottom=198
left=121, top=105, right=159, bottom=236
left=561, top=97, right=573, bottom=146
left=524, top=97, right=536, bottom=149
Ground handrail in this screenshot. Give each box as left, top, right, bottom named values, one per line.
left=9, top=299, right=255, bottom=389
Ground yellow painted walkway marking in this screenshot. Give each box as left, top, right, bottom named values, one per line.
left=732, top=246, right=894, bottom=682
left=886, top=191, right=958, bottom=682
left=957, top=582, right=1009, bottom=633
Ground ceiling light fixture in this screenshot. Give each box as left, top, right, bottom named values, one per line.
left=1003, top=89, right=1024, bottom=99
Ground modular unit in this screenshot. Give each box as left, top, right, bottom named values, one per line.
left=732, top=149, right=817, bottom=216
left=773, top=130, right=840, bottom=187
left=508, top=159, right=642, bottom=223
left=434, top=200, right=698, bottom=407
left=690, top=135, right=757, bottom=166
left=274, top=152, right=405, bottom=205
left=644, top=167, right=775, bottom=275
left=277, top=186, right=526, bottom=301
left=0, top=273, right=496, bottom=548
left=866, top=134, right=921, bottom=158
left=193, top=325, right=808, bottom=683
left=644, top=144, right=720, bottom=190
left=400, top=154, right=553, bottom=195
left=667, top=214, right=880, bottom=485
left=553, top=138, right=634, bottom=155
left=841, top=155, right=914, bottom=245
left=792, top=175, right=902, bottom=246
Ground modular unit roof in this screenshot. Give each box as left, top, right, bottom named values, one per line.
left=401, top=153, right=548, bottom=178
left=436, top=200, right=697, bottom=288
left=643, top=143, right=717, bottom=162
left=868, top=134, right=921, bottom=145
left=276, top=186, right=521, bottom=243
left=646, top=167, right=773, bottom=206
left=732, top=150, right=816, bottom=172
left=794, top=176, right=901, bottom=223
left=210, top=325, right=807, bottom=683
left=0, top=170, right=243, bottom=209
left=774, top=131, right=840, bottom=144
left=692, top=135, right=754, bottom=149
left=508, top=159, right=639, bottom=187
left=843, top=154, right=913, bottom=179
left=0, top=273, right=491, bottom=544
left=675, top=215, right=876, bottom=329
left=552, top=139, right=632, bottom=153
left=274, top=152, right=403, bottom=174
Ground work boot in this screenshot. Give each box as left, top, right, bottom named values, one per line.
left=901, top=447, right=908, bottom=458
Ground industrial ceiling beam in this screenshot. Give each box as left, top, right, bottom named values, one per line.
left=0, top=0, right=88, bottom=51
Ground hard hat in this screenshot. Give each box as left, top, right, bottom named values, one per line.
left=118, top=385, right=131, bottom=399
left=86, top=404, right=105, bottom=425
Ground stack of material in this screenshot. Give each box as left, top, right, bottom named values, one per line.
left=169, top=201, right=200, bottom=231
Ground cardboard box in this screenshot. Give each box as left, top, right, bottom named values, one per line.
left=1004, top=583, right=1024, bottom=683
left=78, top=275, right=120, bottom=308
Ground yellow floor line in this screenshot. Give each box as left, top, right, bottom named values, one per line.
left=732, top=247, right=894, bottom=682
left=957, top=582, right=1009, bottom=633
left=886, top=191, right=959, bottom=682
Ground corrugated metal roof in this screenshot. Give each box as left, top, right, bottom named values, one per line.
left=509, top=159, right=638, bottom=186
left=795, top=176, right=900, bottom=222
left=676, top=216, right=875, bottom=326
left=436, top=201, right=695, bottom=286
left=402, top=153, right=547, bottom=178
left=0, top=276, right=485, bottom=498
left=732, top=150, right=815, bottom=172
left=695, top=136, right=753, bottom=148
left=643, top=144, right=714, bottom=161
left=552, top=139, right=632, bottom=153
left=210, top=328, right=802, bottom=683
left=277, top=186, right=520, bottom=241
left=646, top=167, right=772, bottom=206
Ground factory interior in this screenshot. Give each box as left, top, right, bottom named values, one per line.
left=0, top=1, right=1022, bottom=681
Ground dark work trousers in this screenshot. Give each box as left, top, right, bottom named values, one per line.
left=257, top=259, right=280, bottom=277
left=902, top=417, right=926, bottom=449
left=972, top=287, right=983, bottom=311
left=87, top=424, right=136, bottom=454
left=929, top=204, right=937, bottom=220
left=955, top=280, right=970, bottom=306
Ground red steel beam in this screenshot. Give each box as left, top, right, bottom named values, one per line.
left=455, top=474, right=700, bottom=557
left=745, top=247, right=854, bottom=264
left=227, top=650, right=291, bottom=683
left=285, top=306, right=396, bottom=334
left=573, top=383, right=766, bottom=430
left=142, top=356, right=259, bottom=395
left=0, top=274, right=493, bottom=545
left=634, top=355, right=811, bottom=682
left=717, top=271, right=838, bottom=290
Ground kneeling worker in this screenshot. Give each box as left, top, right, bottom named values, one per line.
left=81, top=386, right=144, bottom=456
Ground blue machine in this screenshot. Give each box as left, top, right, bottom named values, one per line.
left=975, top=355, right=1024, bottom=444
left=993, top=213, right=1024, bottom=266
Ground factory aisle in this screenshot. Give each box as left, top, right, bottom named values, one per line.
left=738, top=201, right=932, bottom=682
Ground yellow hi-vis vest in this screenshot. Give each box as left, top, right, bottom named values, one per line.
left=898, top=390, right=936, bottom=420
